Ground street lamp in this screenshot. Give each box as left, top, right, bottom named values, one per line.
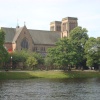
left=11, top=56, right=12, bottom=69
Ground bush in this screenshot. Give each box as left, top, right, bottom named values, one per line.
left=25, top=56, right=38, bottom=70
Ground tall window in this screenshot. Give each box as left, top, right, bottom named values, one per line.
left=63, top=23, right=66, bottom=31
left=69, top=23, right=76, bottom=32
left=21, top=38, right=28, bottom=49
left=56, top=26, right=61, bottom=31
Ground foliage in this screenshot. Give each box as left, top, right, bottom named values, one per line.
left=0, top=29, right=5, bottom=45
left=32, top=52, right=44, bottom=65
left=44, top=56, right=54, bottom=67
left=9, top=50, right=44, bottom=69
left=25, top=56, right=37, bottom=69
left=46, top=26, right=89, bottom=70
left=85, top=37, right=96, bottom=67
left=96, top=37, right=100, bottom=66
left=69, top=26, right=89, bottom=68
left=46, top=38, right=77, bottom=69
left=0, top=46, right=9, bottom=63
left=11, top=50, right=29, bottom=64
left=0, top=29, right=9, bottom=63
left=85, top=37, right=100, bottom=69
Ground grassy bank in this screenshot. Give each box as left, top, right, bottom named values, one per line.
left=0, top=70, right=100, bottom=80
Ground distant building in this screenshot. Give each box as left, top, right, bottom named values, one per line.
left=1, top=17, right=78, bottom=56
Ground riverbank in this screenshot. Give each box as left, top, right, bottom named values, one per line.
left=0, top=70, right=100, bottom=80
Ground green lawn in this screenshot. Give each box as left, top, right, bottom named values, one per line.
left=0, top=70, right=100, bottom=80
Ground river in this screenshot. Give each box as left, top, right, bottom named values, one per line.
left=0, top=78, right=100, bottom=100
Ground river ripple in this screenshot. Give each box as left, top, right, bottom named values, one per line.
left=0, top=78, right=100, bottom=100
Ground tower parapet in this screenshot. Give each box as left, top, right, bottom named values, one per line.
left=61, top=17, right=78, bottom=37
left=50, top=17, right=78, bottom=38
left=50, top=21, right=61, bottom=31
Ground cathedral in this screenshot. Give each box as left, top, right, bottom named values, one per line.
left=1, top=17, right=78, bottom=56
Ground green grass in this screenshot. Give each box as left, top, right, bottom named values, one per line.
left=0, top=70, right=100, bottom=80
left=65, top=71, right=100, bottom=78
left=0, top=72, right=37, bottom=80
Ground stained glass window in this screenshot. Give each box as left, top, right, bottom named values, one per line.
left=21, top=38, right=28, bottom=49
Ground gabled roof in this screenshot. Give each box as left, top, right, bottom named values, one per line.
left=1, top=27, right=16, bottom=43
left=29, top=29, right=61, bottom=45
left=12, top=27, right=23, bottom=43
left=2, top=26, right=61, bottom=45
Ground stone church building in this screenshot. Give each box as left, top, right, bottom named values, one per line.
left=1, top=17, right=78, bottom=56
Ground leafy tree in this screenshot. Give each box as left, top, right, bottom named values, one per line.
left=96, top=37, right=100, bottom=70
left=44, top=56, right=54, bottom=70
left=85, top=37, right=100, bottom=70
left=0, top=29, right=5, bottom=45
left=32, top=52, right=44, bottom=65
left=45, top=47, right=59, bottom=70
left=0, top=46, right=9, bottom=63
left=8, top=50, right=30, bottom=69
left=25, top=56, right=37, bottom=70
left=10, top=50, right=44, bottom=69
left=69, top=26, right=89, bottom=69
left=46, top=38, right=77, bottom=70
left=11, top=50, right=29, bottom=63
left=0, top=29, right=9, bottom=64
left=46, top=26, right=89, bottom=70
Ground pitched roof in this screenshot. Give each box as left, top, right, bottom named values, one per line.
left=2, top=27, right=61, bottom=45
left=29, top=29, right=61, bottom=45
left=12, top=27, right=23, bottom=43
left=1, top=27, right=16, bottom=43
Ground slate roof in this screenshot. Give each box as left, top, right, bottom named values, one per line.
left=1, top=27, right=61, bottom=45
left=12, top=27, right=23, bottom=43
left=29, top=29, right=61, bottom=45
left=1, top=27, right=16, bottom=43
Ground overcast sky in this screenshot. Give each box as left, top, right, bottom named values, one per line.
left=0, top=0, right=100, bottom=37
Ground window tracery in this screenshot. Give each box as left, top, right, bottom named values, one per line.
left=21, top=38, right=28, bottom=49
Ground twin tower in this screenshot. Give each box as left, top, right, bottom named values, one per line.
left=50, top=17, right=78, bottom=38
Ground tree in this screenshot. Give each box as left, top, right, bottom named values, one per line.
left=0, top=29, right=5, bottom=45
left=46, top=38, right=77, bottom=70
left=11, top=50, right=29, bottom=63
left=85, top=37, right=100, bottom=70
left=0, top=29, right=9, bottom=64
left=96, top=37, right=100, bottom=70
left=44, top=56, right=54, bottom=70
left=0, top=46, right=9, bottom=63
left=10, top=50, right=44, bottom=69
left=69, top=26, right=89, bottom=69
left=32, top=52, right=44, bottom=65
left=25, top=56, right=38, bottom=70
left=46, top=26, right=89, bottom=70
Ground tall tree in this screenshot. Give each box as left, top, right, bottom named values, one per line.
left=96, top=37, right=100, bottom=70
left=85, top=37, right=100, bottom=70
left=46, top=26, right=89, bottom=70
left=46, top=38, right=77, bottom=70
left=0, top=29, right=5, bottom=45
left=69, top=26, right=89, bottom=69
left=0, top=29, right=9, bottom=63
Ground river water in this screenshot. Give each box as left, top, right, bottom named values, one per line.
left=0, top=78, right=100, bottom=100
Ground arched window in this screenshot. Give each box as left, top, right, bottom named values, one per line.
left=21, top=38, right=28, bottom=49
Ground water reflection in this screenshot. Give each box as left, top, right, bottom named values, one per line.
left=0, top=78, right=100, bottom=100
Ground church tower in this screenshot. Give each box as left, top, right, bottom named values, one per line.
left=61, top=17, right=78, bottom=38
left=50, top=21, right=61, bottom=31
left=50, top=17, right=78, bottom=38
